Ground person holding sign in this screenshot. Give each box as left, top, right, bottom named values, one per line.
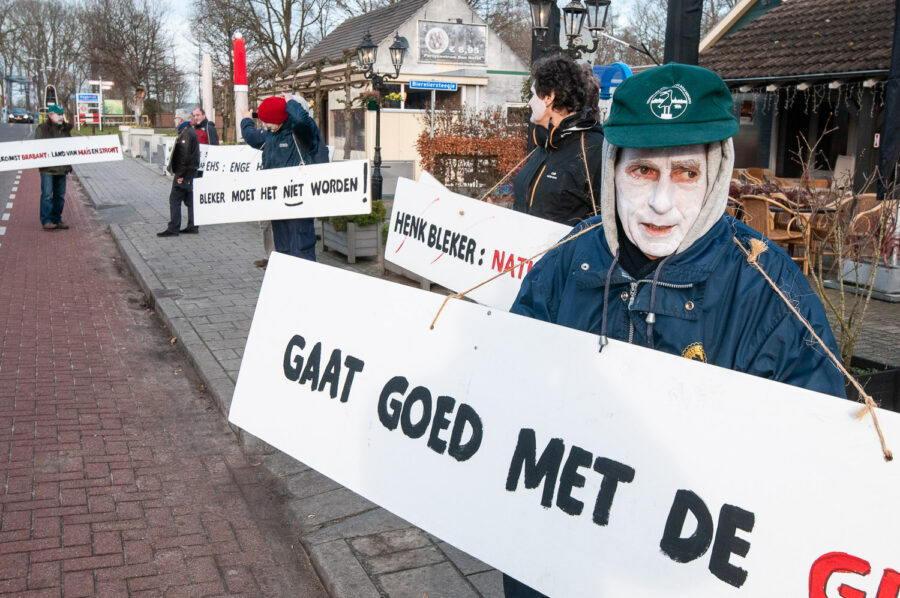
left=34, top=104, right=73, bottom=231
left=159, top=109, right=200, bottom=237
left=241, top=94, right=322, bottom=262
left=507, top=63, right=845, bottom=598
left=512, top=55, right=604, bottom=226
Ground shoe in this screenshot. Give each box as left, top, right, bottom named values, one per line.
left=157, top=230, right=178, bottom=237
left=253, top=259, right=268, bottom=269
left=55, top=221, right=70, bottom=230
left=42, top=222, right=57, bottom=230
left=180, top=226, right=198, bottom=234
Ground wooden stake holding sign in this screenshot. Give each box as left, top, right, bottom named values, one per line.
left=191, top=159, right=370, bottom=226
left=230, top=253, right=900, bottom=598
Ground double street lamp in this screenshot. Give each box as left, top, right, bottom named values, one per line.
left=528, top=0, right=659, bottom=63
left=356, top=31, right=409, bottom=202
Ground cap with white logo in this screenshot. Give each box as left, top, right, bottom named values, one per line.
left=603, top=63, right=738, bottom=148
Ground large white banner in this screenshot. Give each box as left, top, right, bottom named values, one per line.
left=386, top=177, right=571, bottom=309
left=197, top=143, right=262, bottom=175
left=192, top=160, right=371, bottom=225
left=230, top=253, right=900, bottom=598
left=0, top=135, right=122, bottom=172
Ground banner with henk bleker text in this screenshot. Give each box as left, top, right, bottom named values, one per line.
left=386, top=176, right=571, bottom=310
left=230, top=252, right=900, bottom=598
left=197, top=143, right=262, bottom=175
left=0, top=135, right=122, bottom=172
left=192, top=159, right=370, bottom=226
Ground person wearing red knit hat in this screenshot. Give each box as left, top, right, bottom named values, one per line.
left=241, top=93, right=327, bottom=264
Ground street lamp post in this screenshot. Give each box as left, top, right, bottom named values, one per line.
left=527, top=0, right=659, bottom=64
left=356, top=31, right=409, bottom=202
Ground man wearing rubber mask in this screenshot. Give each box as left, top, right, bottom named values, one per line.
left=505, top=63, right=846, bottom=598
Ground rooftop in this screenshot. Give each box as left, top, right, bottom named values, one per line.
left=700, top=0, right=895, bottom=81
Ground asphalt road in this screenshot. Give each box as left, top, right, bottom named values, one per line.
left=0, top=122, right=34, bottom=225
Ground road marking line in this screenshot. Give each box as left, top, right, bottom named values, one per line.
left=6, top=203, right=12, bottom=208
left=1, top=213, right=9, bottom=221
left=8, top=195, right=14, bottom=200
left=0, top=227, right=6, bottom=235
left=11, top=186, right=17, bottom=192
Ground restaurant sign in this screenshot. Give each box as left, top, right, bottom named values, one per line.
left=418, top=20, right=487, bottom=65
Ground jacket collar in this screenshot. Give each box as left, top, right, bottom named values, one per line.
left=546, top=108, right=597, bottom=150
left=578, top=216, right=733, bottom=288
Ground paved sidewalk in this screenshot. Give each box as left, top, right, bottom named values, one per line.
left=0, top=168, right=328, bottom=596
left=74, top=157, right=504, bottom=598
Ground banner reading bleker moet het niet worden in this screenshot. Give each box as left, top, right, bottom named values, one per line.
left=191, top=159, right=370, bottom=226
left=229, top=253, right=900, bottom=598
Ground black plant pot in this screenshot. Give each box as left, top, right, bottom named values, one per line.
left=845, top=356, right=900, bottom=412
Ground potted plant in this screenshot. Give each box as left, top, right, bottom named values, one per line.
left=320, top=199, right=387, bottom=263
left=358, top=91, right=380, bottom=111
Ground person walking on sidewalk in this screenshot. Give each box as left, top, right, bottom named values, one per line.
left=35, top=104, right=73, bottom=231
left=241, top=93, right=322, bottom=263
left=192, top=107, right=219, bottom=145
left=159, top=108, right=200, bottom=237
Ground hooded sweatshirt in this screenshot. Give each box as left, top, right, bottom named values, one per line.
left=511, top=140, right=846, bottom=398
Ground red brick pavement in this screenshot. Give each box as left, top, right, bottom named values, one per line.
left=0, top=171, right=328, bottom=597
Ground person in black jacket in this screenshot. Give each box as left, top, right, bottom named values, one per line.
left=35, top=104, right=74, bottom=230
left=158, top=108, right=200, bottom=237
left=512, top=55, right=604, bottom=227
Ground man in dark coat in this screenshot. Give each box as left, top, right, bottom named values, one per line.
left=158, top=108, right=200, bottom=237
left=191, top=107, right=219, bottom=145
left=504, top=63, right=845, bottom=598
left=241, top=94, right=323, bottom=262
left=34, top=104, right=73, bottom=230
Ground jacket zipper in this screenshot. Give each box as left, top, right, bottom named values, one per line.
left=528, top=164, right=547, bottom=209
left=625, top=279, right=694, bottom=344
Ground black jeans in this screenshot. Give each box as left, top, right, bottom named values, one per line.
left=167, top=178, right=194, bottom=233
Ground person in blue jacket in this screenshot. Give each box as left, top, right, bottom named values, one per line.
left=241, top=94, right=323, bottom=261
left=505, top=63, right=845, bottom=597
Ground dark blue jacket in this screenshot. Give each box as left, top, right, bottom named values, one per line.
left=240, top=99, right=323, bottom=169
left=511, top=215, right=847, bottom=398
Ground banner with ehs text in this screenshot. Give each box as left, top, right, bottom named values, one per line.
left=386, top=177, right=571, bottom=309
left=192, top=160, right=370, bottom=225
left=197, top=143, right=262, bottom=175
left=230, top=253, right=900, bottom=598
left=0, top=135, right=122, bottom=172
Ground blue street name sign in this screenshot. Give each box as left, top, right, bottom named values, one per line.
left=409, top=80, right=458, bottom=92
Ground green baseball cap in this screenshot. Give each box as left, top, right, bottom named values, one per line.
left=47, top=104, right=64, bottom=114
left=603, top=63, right=738, bottom=148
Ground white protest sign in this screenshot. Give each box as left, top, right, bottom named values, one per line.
left=192, top=160, right=371, bottom=226
left=197, top=143, right=262, bottom=175
left=0, top=135, right=122, bottom=172
left=230, top=253, right=900, bottom=598
left=386, top=177, right=571, bottom=309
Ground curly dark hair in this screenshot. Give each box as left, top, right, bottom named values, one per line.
left=532, top=54, right=593, bottom=115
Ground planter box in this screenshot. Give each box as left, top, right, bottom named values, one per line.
left=841, top=260, right=900, bottom=295
left=322, top=220, right=384, bottom=264
left=846, top=356, right=900, bottom=412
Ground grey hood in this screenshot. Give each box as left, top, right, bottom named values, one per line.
left=599, top=138, right=735, bottom=256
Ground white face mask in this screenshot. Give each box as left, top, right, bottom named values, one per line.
left=615, top=145, right=708, bottom=259
left=49, top=113, right=63, bottom=124
left=528, top=85, right=549, bottom=127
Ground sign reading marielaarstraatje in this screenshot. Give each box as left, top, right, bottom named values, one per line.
left=386, top=177, right=571, bottom=310
left=229, top=253, right=900, bottom=598
left=0, top=135, right=122, bottom=172
left=191, top=159, right=371, bottom=225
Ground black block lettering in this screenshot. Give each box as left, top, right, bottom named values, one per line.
left=427, top=395, right=455, bottom=454
left=377, top=376, right=407, bottom=430
left=709, top=504, right=754, bottom=588
left=340, top=355, right=364, bottom=403
left=400, top=386, right=432, bottom=439
left=282, top=335, right=305, bottom=382
left=505, top=429, right=565, bottom=508
left=447, top=403, right=483, bottom=462
left=592, top=457, right=636, bottom=526
left=660, top=489, right=714, bottom=563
